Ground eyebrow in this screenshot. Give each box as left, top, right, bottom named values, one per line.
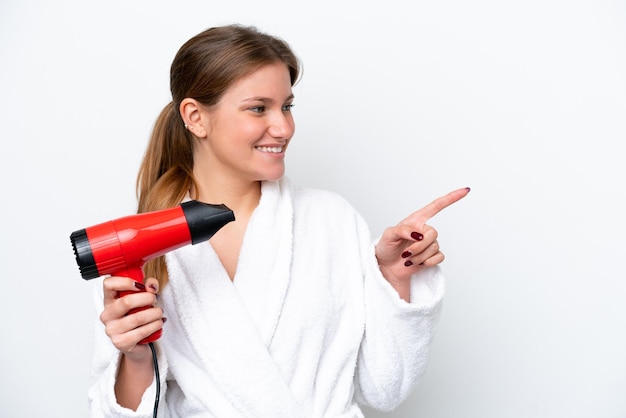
left=242, top=93, right=295, bottom=103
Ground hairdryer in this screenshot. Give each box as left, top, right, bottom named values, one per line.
left=70, top=200, right=235, bottom=343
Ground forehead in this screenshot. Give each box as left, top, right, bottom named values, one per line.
left=223, top=62, right=293, bottom=100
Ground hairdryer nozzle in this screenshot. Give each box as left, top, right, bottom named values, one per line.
left=181, top=201, right=236, bottom=244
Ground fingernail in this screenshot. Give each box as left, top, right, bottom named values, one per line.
left=134, top=282, right=146, bottom=290
left=401, top=251, right=412, bottom=258
left=149, top=284, right=158, bottom=292
left=404, top=260, right=414, bottom=267
left=162, top=317, right=167, bottom=323
left=465, top=187, right=471, bottom=192
left=411, top=232, right=423, bottom=241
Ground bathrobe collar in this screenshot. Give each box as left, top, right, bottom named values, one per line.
left=232, top=178, right=294, bottom=347
left=165, top=178, right=306, bottom=415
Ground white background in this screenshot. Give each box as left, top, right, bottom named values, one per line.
left=1, top=1, right=625, bottom=417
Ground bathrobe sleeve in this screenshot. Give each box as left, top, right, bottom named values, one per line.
left=87, top=279, right=170, bottom=418
left=353, top=217, right=445, bottom=411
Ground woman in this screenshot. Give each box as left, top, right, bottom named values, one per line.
left=90, top=24, right=469, bottom=417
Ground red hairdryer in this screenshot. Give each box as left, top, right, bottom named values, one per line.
left=70, top=201, right=235, bottom=343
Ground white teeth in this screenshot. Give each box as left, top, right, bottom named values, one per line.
left=256, top=146, right=283, bottom=153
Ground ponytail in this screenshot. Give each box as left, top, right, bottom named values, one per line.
left=136, top=101, right=196, bottom=288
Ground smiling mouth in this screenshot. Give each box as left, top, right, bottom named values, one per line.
left=256, top=146, right=284, bottom=153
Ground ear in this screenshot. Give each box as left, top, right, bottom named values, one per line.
left=180, top=98, right=208, bottom=138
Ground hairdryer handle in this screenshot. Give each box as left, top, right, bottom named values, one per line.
left=115, top=266, right=162, bottom=344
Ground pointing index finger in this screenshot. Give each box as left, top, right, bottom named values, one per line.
left=411, top=187, right=471, bottom=223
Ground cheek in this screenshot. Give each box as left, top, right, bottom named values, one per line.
left=234, top=119, right=267, bottom=141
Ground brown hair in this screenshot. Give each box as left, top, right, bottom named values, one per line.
left=136, top=24, right=300, bottom=288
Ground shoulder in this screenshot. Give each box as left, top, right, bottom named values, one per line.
left=284, top=178, right=357, bottom=216
left=280, top=178, right=371, bottom=240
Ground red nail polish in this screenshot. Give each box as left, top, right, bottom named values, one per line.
left=149, top=284, right=158, bottom=292
left=162, top=317, right=167, bottom=324
left=404, top=260, right=413, bottom=267
left=411, top=232, right=423, bottom=241
left=134, top=282, right=146, bottom=290
left=401, top=251, right=412, bottom=258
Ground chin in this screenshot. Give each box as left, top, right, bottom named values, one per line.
left=259, top=168, right=285, bottom=182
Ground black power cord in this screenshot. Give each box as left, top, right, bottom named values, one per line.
left=149, top=342, right=161, bottom=418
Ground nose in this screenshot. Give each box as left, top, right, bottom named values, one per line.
left=267, top=111, right=295, bottom=139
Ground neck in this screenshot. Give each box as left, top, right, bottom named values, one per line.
left=190, top=172, right=263, bottom=218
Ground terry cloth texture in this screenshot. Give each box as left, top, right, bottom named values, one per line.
left=88, top=177, right=445, bottom=417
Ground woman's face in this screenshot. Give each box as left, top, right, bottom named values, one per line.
left=196, top=62, right=295, bottom=183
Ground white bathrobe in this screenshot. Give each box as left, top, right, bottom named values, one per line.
left=88, top=178, right=445, bottom=417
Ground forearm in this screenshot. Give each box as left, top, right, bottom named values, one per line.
left=357, top=264, right=445, bottom=409
left=114, top=346, right=154, bottom=411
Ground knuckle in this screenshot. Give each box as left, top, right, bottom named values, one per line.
left=102, top=277, right=112, bottom=289
left=99, top=311, right=108, bottom=325
left=109, top=334, right=127, bottom=349
left=126, top=310, right=147, bottom=329
left=148, top=293, right=158, bottom=306
left=128, top=307, right=159, bottom=329
left=103, top=323, right=116, bottom=339
left=118, top=295, right=135, bottom=311
left=99, top=306, right=120, bottom=325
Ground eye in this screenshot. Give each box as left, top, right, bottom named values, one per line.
left=282, top=103, right=295, bottom=112
left=249, top=106, right=266, bottom=113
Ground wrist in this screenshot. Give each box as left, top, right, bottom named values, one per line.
left=379, top=265, right=411, bottom=302
left=115, top=345, right=155, bottom=410
left=122, top=344, right=152, bottom=364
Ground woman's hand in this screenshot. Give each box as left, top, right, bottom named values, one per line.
left=100, top=276, right=165, bottom=409
left=99, top=276, right=164, bottom=359
left=375, top=187, right=470, bottom=301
